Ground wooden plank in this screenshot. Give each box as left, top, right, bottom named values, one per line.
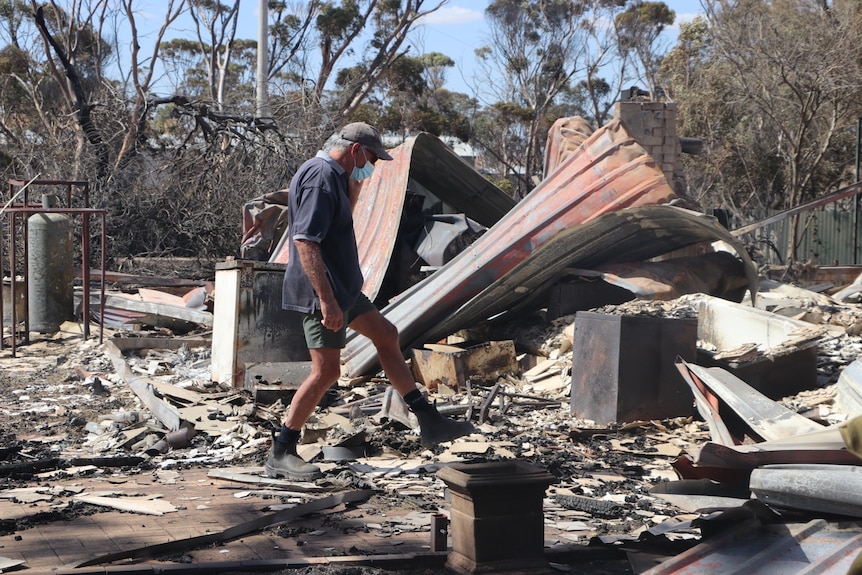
left=103, top=341, right=187, bottom=432
left=423, top=343, right=464, bottom=352
left=523, top=358, right=558, bottom=380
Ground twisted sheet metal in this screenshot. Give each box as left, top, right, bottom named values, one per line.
left=543, top=116, right=594, bottom=176
left=343, top=119, right=680, bottom=376
left=417, top=206, right=758, bottom=347
left=644, top=518, right=862, bottom=575
left=270, top=133, right=516, bottom=302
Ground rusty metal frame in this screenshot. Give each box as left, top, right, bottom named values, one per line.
left=1, top=179, right=106, bottom=357
left=7, top=178, right=90, bottom=209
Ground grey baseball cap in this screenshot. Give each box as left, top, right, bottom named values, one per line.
left=340, top=122, right=393, bottom=161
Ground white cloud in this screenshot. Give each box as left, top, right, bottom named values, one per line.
left=419, top=6, right=484, bottom=26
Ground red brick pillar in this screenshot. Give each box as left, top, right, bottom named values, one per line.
left=437, top=460, right=557, bottom=574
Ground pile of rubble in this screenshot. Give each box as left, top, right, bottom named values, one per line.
left=3, top=117, right=862, bottom=573
left=1, top=274, right=862, bottom=572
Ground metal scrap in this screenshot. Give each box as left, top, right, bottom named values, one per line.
left=675, top=359, right=824, bottom=444
left=642, top=518, right=862, bottom=575
left=343, top=118, right=683, bottom=376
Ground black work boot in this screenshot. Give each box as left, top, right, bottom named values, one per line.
left=414, top=407, right=475, bottom=447
left=265, top=438, right=323, bottom=481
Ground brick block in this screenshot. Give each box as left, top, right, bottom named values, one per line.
left=438, top=461, right=557, bottom=575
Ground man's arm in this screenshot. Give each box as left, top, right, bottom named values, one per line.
left=294, top=239, right=344, bottom=332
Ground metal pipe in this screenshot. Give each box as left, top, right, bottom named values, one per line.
left=732, top=181, right=862, bottom=237
left=82, top=212, right=90, bottom=339
left=855, top=117, right=861, bottom=264
left=256, top=0, right=269, bottom=118
left=100, top=211, right=106, bottom=344
left=8, top=212, right=16, bottom=356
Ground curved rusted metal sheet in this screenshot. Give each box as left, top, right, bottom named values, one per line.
left=417, top=206, right=759, bottom=345
left=343, top=118, right=679, bottom=376
left=270, top=133, right=515, bottom=302
left=543, top=116, right=594, bottom=176
left=642, top=518, right=862, bottom=575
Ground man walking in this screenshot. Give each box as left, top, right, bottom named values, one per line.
left=266, top=122, right=475, bottom=481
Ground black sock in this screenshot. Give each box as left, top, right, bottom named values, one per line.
left=403, top=389, right=433, bottom=413
left=276, top=425, right=301, bottom=445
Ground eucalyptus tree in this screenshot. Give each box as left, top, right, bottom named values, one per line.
left=472, top=0, right=591, bottom=197
left=186, top=0, right=239, bottom=110
left=344, top=51, right=472, bottom=141
left=7, top=0, right=115, bottom=178
left=614, top=0, right=674, bottom=100
left=664, top=0, right=862, bottom=262
left=473, top=0, right=673, bottom=198
left=2, top=0, right=188, bottom=175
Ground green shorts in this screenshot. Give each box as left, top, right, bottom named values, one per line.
left=302, top=293, right=377, bottom=349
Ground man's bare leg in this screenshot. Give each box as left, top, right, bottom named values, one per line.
left=349, top=309, right=475, bottom=446
left=285, top=347, right=341, bottom=429
left=266, top=347, right=340, bottom=481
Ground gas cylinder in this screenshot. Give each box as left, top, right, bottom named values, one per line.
left=27, top=195, right=74, bottom=333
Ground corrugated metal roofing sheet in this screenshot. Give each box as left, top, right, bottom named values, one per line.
left=271, top=133, right=516, bottom=302
left=750, top=464, right=862, bottom=518
left=419, top=205, right=758, bottom=345
left=343, top=118, right=681, bottom=376
left=644, top=519, right=862, bottom=574
left=543, top=116, right=594, bottom=176
left=354, top=132, right=516, bottom=300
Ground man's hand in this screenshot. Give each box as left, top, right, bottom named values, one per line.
left=319, top=295, right=344, bottom=332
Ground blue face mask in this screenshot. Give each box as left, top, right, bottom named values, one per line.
left=350, top=147, right=375, bottom=181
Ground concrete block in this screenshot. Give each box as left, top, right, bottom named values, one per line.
left=570, top=312, right=698, bottom=424
left=638, top=135, right=665, bottom=146
left=640, top=101, right=667, bottom=110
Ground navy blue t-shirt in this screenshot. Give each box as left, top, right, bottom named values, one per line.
left=281, top=152, right=364, bottom=313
